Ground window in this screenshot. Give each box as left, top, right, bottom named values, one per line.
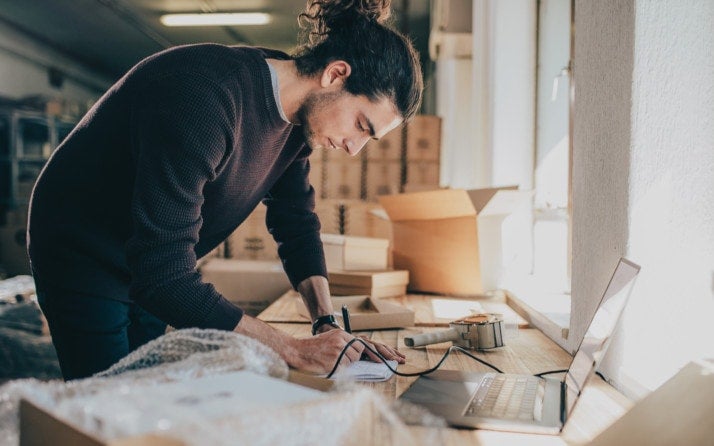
left=532, top=0, right=572, bottom=292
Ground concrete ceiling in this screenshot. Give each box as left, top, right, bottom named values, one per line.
left=0, top=0, right=430, bottom=83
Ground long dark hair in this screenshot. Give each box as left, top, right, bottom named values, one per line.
left=293, top=0, right=423, bottom=120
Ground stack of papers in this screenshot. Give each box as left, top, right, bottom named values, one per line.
left=334, top=360, right=398, bottom=382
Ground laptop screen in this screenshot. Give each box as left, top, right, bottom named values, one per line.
left=564, top=258, right=640, bottom=416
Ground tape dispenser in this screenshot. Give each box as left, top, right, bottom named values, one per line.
left=403, top=313, right=505, bottom=350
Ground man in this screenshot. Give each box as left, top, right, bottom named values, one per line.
left=28, top=0, right=423, bottom=380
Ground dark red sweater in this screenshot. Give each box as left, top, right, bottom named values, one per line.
left=28, top=44, right=326, bottom=331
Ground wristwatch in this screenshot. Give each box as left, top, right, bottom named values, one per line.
left=312, top=314, right=340, bottom=335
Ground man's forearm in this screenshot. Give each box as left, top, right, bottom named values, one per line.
left=233, top=314, right=298, bottom=362
left=297, top=275, right=334, bottom=321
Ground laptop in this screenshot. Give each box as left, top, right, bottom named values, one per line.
left=399, top=258, right=640, bottom=434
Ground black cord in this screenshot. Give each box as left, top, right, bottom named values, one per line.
left=533, top=369, right=568, bottom=378
left=326, top=337, right=504, bottom=379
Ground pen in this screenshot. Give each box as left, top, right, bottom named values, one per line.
left=341, top=304, right=352, bottom=334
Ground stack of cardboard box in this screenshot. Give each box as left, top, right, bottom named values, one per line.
left=404, top=115, right=441, bottom=193
left=320, top=233, right=409, bottom=299
left=308, top=114, right=442, bottom=203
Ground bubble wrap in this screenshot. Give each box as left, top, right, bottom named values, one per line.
left=0, top=328, right=444, bottom=445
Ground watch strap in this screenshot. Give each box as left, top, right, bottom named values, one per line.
left=312, top=314, right=339, bottom=335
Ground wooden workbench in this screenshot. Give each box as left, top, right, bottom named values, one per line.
left=259, top=291, right=632, bottom=445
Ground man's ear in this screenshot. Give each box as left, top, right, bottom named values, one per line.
left=320, top=60, right=351, bottom=88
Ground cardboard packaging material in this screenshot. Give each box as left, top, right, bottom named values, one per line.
left=227, top=205, right=279, bottom=261
left=406, top=115, right=441, bottom=162
left=378, top=187, right=520, bottom=295
left=321, top=233, right=389, bottom=271
left=328, top=270, right=409, bottom=298
left=324, top=158, right=362, bottom=199
left=314, top=198, right=345, bottom=235
left=314, top=199, right=392, bottom=239
left=406, top=160, right=440, bottom=188
left=402, top=183, right=443, bottom=194
left=199, top=258, right=291, bottom=317
left=344, top=201, right=392, bottom=240
left=308, top=160, right=324, bottom=200
left=366, top=160, right=401, bottom=202
left=365, top=128, right=403, bottom=161
left=297, top=295, right=415, bottom=331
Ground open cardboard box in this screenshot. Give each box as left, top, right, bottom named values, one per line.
left=378, top=186, right=530, bottom=295
left=297, top=295, right=415, bottom=331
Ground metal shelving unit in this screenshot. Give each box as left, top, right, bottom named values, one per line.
left=0, top=109, right=76, bottom=210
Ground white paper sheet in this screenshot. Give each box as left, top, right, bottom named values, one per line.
left=334, top=360, right=398, bottom=382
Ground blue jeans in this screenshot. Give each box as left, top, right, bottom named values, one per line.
left=37, top=290, right=167, bottom=381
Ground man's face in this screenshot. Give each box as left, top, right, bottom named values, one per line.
left=297, top=89, right=402, bottom=156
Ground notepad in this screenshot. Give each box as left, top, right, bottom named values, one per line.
left=333, top=360, right=398, bottom=382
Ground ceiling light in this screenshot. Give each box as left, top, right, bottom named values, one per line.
left=160, top=13, right=271, bottom=27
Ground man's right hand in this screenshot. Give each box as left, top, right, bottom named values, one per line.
left=234, top=313, right=364, bottom=375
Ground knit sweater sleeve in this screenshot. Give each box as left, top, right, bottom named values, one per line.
left=126, top=73, right=243, bottom=330
left=264, top=145, right=327, bottom=289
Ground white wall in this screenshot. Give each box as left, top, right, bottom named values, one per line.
left=0, top=21, right=110, bottom=105
left=573, top=0, right=714, bottom=399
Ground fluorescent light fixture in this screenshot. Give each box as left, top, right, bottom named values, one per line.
left=160, top=12, right=271, bottom=27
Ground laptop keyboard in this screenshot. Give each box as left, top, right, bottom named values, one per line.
left=464, top=375, right=541, bottom=420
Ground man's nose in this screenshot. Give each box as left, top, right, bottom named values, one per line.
left=344, top=136, right=370, bottom=156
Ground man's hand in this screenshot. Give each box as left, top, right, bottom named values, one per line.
left=316, top=324, right=406, bottom=365
left=355, top=335, right=406, bottom=364
left=289, top=329, right=365, bottom=374
left=234, top=314, right=365, bottom=375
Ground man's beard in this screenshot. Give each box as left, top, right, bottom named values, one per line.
left=295, top=89, right=344, bottom=150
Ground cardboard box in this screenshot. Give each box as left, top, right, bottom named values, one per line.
left=308, top=160, right=324, bottom=200
left=406, top=115, right=441, bottom=162
left=323, top=159, right=362, bottom=199
left=341, top=201, right=393, bottom=240
left=321, top=233, right=389, bottom=271
left=406, top=160, right=440, bottom=188
left=199, top=258, right=291, bottom=316
left=328, top=270, right=409, bottom=298
left=366, top=160, right=401, bottom=202
left=365, top=128, right=404, bottom=161
left=402, top=183, right=443, bottom=194
left=313, top=199, right=392, bottom=239
left=226, top=205, right=279, bottom=261
left=378, top=187, right=518, bottom=295
left=297, top=295, right=415, bottom=331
